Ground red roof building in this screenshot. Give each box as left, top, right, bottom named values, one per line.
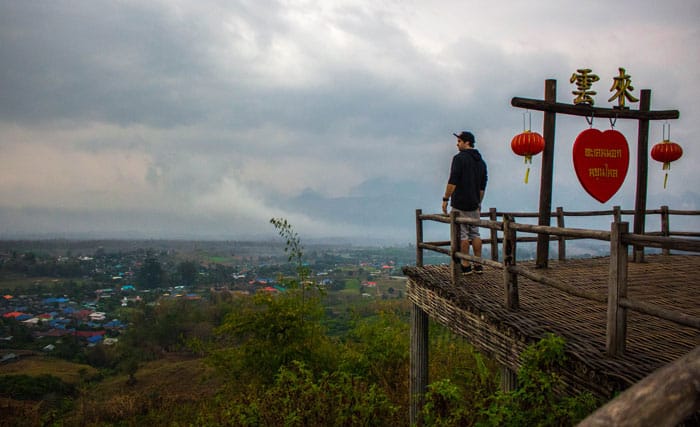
left=2, top=311, right=24, bottom=318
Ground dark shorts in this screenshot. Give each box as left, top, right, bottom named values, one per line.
left=452, top=208, right=480, bottom=241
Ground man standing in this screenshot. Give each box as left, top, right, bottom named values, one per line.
left=442, top=131, right=488, bottom=274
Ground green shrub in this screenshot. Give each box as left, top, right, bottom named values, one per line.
left=207, top=361, right=398, bottom=426
left=420, top=378, right=471, bottom=426
left=477, top=334, right=599, bottom=426
left=211, top=289, right=337, bottom=385
left=0, top=374, right=75, bottom=400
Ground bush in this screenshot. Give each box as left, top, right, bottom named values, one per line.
left=420, top=378, right=471, bottom=426
left=203, top=361, right=399, bottom=426
left=478, top=334, right=598, bottom=426
left=0, top=374, right=75, bottom=400
left=211, top=289, right=336, bottom=385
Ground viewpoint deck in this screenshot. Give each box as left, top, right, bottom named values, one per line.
left=403, top=254, right=700, bottom=399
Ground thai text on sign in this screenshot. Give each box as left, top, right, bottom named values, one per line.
left=584, top=148, right=623, bottom=159
left=572, top=128, right=630, bottom=203
left=589, top=164, right=618, bottom=178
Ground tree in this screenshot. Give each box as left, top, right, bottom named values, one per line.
left=177, top=260, right=198, bottom=287
left=269, top=217, right=310, bottom=285
left=210, top=219, right=335, bottom=385
left=138, top=252, right=164, bottom=289
left=122, top=357, right=139, bottom=386
left=212, top=290, right=335, bottom=385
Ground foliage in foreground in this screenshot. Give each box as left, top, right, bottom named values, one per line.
left=197, top=361, right=398, bottom=426
left=0, top=219, right=600, bottom=426
left=421, top=333, right=599, bottom=426
left=0, top=373, right=75, bottom=401
left=1, top=291, right=598, bottom=426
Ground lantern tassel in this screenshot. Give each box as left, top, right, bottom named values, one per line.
left=663, top=162, right=671, bottom=189
left=524, top=167, right=530, bottom=184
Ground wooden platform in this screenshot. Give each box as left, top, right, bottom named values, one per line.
left=403, top=254, right=700, bottom=399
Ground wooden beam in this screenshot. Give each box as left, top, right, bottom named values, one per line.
left=536, top=79, right=557, bottom=268
left=511, top=97, right=679, bottom=120
left=500, top=366, right=517, bottom=392
left=619, top=297, right=700, bottom=329
left=503, top=215, right=519, bottom=310
left=606, top=221, right=629, bottom=356
left=633, top=90, right=652, bottom=262
left=489, top=207, right=499, bottom=261
left=450, top=211, right=461, bottom=286
left=660, top=205, right=670, bottom=255
left=415, top=209, right=424, bottom=267
left=578, top=345, right=700, bottom=427
left=622, top=234, right=700, bottom=252
left=410, top=303, right=429, bottom=426
left=556, top=207, right=566, bottom=261
left=508, top=265, right=606, bottom=303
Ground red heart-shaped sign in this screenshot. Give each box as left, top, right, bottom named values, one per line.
left=572, top=128, right=629, bottom=203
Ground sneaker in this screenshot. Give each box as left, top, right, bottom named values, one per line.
left=461, top=264, right=473, bottom=275
left=474, top=264, right=483, bottom=274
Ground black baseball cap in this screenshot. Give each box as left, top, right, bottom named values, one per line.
left=453, top=131, right=475, bottom=145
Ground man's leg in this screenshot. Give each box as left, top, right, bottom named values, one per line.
left=472, top=237, right=482, bottom=258
left=460, top=239, right=470, bottom=268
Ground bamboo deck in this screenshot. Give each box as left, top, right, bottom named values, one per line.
left=403, top=254, right=700, bottom=399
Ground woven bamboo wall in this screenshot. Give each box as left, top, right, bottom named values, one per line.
left=404, top=255, right=700, bottom=400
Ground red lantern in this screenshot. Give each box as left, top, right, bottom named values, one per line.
left=511, top=130, right=545, bottom=183
left=651, top=139, right=683, bottom=189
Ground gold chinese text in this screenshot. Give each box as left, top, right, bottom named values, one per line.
left=570, top=68, right=600, bottom=105
left=608, top=67, right=639, bottom=109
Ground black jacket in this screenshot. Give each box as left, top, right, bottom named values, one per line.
left=448, top=149, right=488, bottom=211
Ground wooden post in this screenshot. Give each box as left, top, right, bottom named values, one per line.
left=489, top=207, right=499, bottom=261
left=556, top=206, right=566, bottom=261
left=450, top=211, right=461, bottom=286
left=613, top=205, right=622, bottom=223
left=536, top=79, right=557, bottom=268
left=607, top=221, right=629, bottom=356
left=503, top=215, right=519, bottom=310
left=416, top=209, right=424, bottom=267
left=661, top=205, right=670, bottom=256
left=500, top=366, right=517, bottom=392
left=633, top=89, right=651, bottom=263
left=410, top=303, right=429, bottom=426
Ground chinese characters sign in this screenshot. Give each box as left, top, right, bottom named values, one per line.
left=570, top=67, right=638, bottom=109
left=608, top=68, right=639, bottom=109
left=572, top=129, right=630, bottom=203
left=570, top=69, right=599, bottom=105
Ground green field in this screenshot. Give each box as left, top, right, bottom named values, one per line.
left=0, top=274, right=71, bottom=292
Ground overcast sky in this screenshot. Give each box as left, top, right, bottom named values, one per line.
left=1, top=0, right=698, bottom=244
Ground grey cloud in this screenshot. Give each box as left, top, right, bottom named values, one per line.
left=0, top=0, right=698, bottom=242
left=0, top=1, right=218, bottom=126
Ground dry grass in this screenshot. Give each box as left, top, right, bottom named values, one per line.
left=0, top=356, right=97, bottom=427
left=0, top=354, right=98, bottom=384
left=98, top=354, right=220, bottom=396
left=1, top=354, right=221, bottom=426
left=64, top=354, right=223, bottom=425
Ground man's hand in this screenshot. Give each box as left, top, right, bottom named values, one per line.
left=442, top=200, right=448, bottom=214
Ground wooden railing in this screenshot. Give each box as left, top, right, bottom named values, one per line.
left=414, top=206, right=700, bottom=425
left=415, top=206, right=700, bottom=353
left=470, top=205, right=700, bottom=261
